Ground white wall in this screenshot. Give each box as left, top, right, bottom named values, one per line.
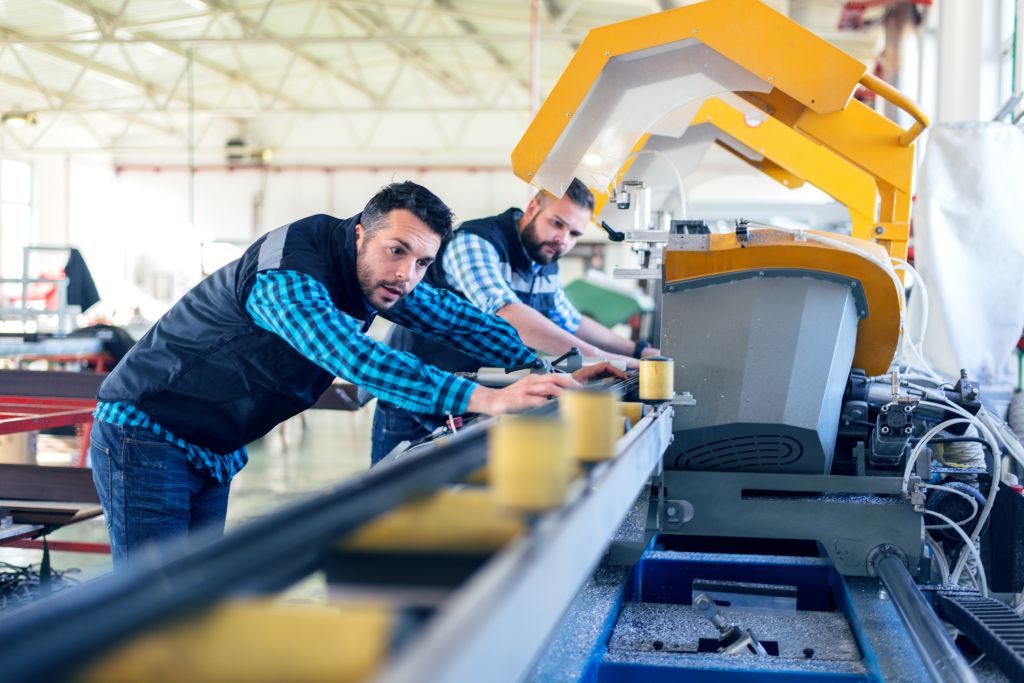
left=26, top=158, right=538, bottom=315
left=111, top=166, right=531, bottom=242
left=16, top=145, right=864, bottom=319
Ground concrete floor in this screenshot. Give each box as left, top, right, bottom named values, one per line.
left=0, top=405, right=376, bottom=599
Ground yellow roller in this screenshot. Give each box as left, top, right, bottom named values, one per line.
left=78, top=601, right=393, bottom=683
left=639, top=356, right=675, bottom=402
left=462, top=464, right=489, bottom=485
left=561, top=388, right=622, bottom=463
left=489, top=416, right=571, bottom=512
left=338, top=488, right=522, bottom=554
left=620, top=402, right=645, bottom=428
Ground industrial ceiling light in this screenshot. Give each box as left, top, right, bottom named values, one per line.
left=1, top=112, right=38, bottom=128
left=224, top=136, right=273, bottom=166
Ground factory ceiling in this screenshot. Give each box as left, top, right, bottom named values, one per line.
left=0, top=0, right=887, bottom=165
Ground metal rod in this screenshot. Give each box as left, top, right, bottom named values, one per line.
left=873, top=551, right=978, bottom=683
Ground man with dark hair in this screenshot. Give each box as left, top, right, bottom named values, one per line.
left=91, top=181, right=604, bottom=567
left=372, top=179, right=658, bottom=463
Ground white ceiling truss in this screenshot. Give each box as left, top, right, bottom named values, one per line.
left=0, top=1, right=882, bottom=165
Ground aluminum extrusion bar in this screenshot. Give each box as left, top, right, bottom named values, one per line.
left=0, top=369, right=359, bottom=411
left=873, top=552, right=977, bottom=683
left=0, top=463, right=99, bottom=502
left=0, top=369, right=106, bottom=399
left=375, top=404, right=674, bottom=683
left=0, top=418, right=496, bottom=683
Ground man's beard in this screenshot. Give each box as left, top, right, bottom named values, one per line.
left=521, top=217, right=562, bottom=265
left=357, top=241, right=407, bottom=309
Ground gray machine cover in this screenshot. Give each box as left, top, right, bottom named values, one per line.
left=661, top=269, right=863, bottom=474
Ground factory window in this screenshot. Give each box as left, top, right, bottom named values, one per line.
left=999, top=0, right=1022, bottom=105
left=0, top=159, right=34, bottom=280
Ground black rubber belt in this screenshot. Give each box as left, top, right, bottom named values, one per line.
left=937, top=590, right=1024, bottom=682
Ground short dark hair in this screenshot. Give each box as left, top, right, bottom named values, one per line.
left=361, top=181, right=455, bottom=243
left=535, top=177, right=595, bottom=214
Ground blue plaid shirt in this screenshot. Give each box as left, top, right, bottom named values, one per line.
left=444, top=231, right=582, bottom=333
left=93, top=401, right=248, bottom=484
left=96, top=268, right=535, bottom=482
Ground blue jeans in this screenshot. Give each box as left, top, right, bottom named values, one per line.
left=370, top=402, right=443, bottom=465
left=89, top=419, right=231, bottom=569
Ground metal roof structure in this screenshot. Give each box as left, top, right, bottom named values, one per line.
left=0, top=1, right=884, bottom=166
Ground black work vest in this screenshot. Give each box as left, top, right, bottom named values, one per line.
left=387, top=207, right=558, bottom=373
left=98, top=214, right=370, bottom=453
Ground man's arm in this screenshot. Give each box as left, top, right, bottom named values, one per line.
left=246, top=270, right=572, bottom=416
left=573, top=315, right=638, bottom=357
left=446, top=233, right=635, bottom=364
left=493, top=303, right=611, bottom=358
left=383, top=283, right=536, bottom=370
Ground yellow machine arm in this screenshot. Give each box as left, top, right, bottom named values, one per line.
left=511, top=0, right=928, bottom=260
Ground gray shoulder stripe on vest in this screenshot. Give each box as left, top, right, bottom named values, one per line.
left=257, top=223, right=290, bottom=270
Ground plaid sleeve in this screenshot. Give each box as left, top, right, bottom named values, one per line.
left=385, top=282, right=537, bottom=369
left=444, top=233, right=521, bottom=315
left=548, top=278, right=582, bottom=333
left=246, top=270, right=476, bottom=415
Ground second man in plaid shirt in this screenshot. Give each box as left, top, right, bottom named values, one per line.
left=374, top=179, right=659, bottom=463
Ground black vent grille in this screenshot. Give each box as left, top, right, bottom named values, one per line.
left=674, top=434, right=804, bottom=471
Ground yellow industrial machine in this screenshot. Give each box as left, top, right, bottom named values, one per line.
left=4, top=3, right=1023, bottom=683
left=512, top=0, right=924, bottom=259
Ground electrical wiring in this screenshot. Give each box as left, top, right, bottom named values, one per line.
left=914, top=397, right=1002, bottom=585
left=0, top=562, right=80, bottom=611
left=901, top=417, right=975, bottom=494
left=890, top=258, right=927, bottom=349
left=890, top=257, right=943, bottom=382
left=926, top=536, right=951, bottom=584
left=721, top=222, right=1016, bottom=592
left=919, top=436, right=991, bottom=448
left=921, top=483, right=979, bottom=529
left=923, top=509, right=988, bottom=596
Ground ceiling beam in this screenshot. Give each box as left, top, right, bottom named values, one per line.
left=552, top=0, right=588, bottom=34
left=199, top=0, right=383, bottom=104
left=0, top=70, right=178, bottom=137
left=432, top=0, right=530, bottom=91
left=0, top=33, right=586, bottom=46
left=46, top=0, right=311, bottom=111
left=0, top=26, right=175, bottom=102
left=327, top=1, right=474, bottom=100
left=21, top=104, right=530, bottom=114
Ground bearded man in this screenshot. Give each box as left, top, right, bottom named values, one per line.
left=373, top=179, right=657, bottom=464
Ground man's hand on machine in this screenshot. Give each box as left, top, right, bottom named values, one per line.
left=640, top=346, right=662, bottom=359
left=467, top=373, right=581, bottom=415
left=571, top=361, right=629, bottom=383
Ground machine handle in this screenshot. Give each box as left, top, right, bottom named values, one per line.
left=859, top=73, right=930, bottom=146
left=600, top=221, right=626, bottom=242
